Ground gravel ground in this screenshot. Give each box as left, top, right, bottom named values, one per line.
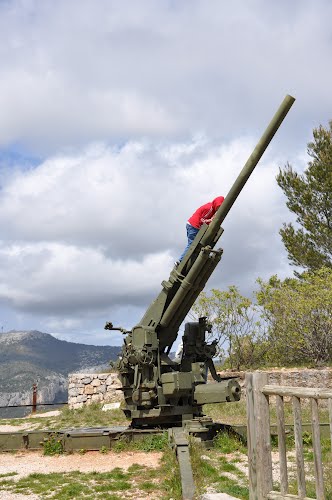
left=0, top=411, right=61, bottom=433
left=0, top=450, right=162, bottom=479
left=0, top=449, right=162, bottom=499
left=0, top=424, right=32, bottom=432
left=0, top=492, right=41, bottom=500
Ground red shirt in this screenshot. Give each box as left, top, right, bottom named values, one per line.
left=188, top=196, right=224, bottom=229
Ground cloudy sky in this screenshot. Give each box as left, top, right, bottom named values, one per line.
left=0, top=0, right=331, bottom=346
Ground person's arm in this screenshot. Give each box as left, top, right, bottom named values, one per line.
left=201, top=214, right=215, bottom=225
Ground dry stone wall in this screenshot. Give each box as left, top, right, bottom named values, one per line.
left=265, top=368, right=332, bottom=388
left=263, top=368, right=332, bottom=406
left=219, top=368, right=332, bottom=405
left=68, top=373, right=123, bottom=409
left=68, top=368, right=332, bottom=409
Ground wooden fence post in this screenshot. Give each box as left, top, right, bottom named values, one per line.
left=311, top=398, right=325, bottom=499
left=328, top=398, right=332, bottom=454
left=253, top=372, right=273, bottom=499
left=246, top=373, right=258, bottom=500
left=32, top=383, right=37, bottom=414
left=275, top=394, right=288, bottom=495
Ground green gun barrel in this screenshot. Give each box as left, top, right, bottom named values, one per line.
left=158, top=94, right=295, bottom=339
left=201, top=94, right=295, bottom=246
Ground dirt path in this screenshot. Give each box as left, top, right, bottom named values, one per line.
left=0, top=411, right=62, bottom=433
left=0, top=493, right=41, bottom=500
left=0, top=449, right=162, bottom=480
left=0, top=450, right=163, bottom=499
left=0, top=424, right=32, bottom=432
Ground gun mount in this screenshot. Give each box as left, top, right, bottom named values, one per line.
left=107, top=95, right=295, bottom=428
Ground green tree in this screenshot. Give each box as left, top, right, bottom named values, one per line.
left=277, top=121, right=332, bottom=274
left=192, top=286, right=268, bottom=370
left=256, top=268, right=332, bottom=366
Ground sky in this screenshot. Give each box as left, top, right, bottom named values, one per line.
left=0, top=0, right=331, bottom=346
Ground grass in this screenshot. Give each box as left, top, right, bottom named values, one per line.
left=269, top=399, right=330, bottom=426
left=112, top=432, right=169, bottom=453
left=202, top=401, right=332, bottom=499
left=271, top=436, right=332, bottom=499
left=213, top=429, right=247, bottom=454
left=0, top=470, right=131, bottom=499
left=204, top=400, right=247, bottom=425
left=42, top=434, right=64, bottom=455
left=191, top=428, right=332, bottom=499
left=0, top=403, right=129, bottom=430
left=2, top=422, right=332, bottom=499
left=0, top=451, right=182, bottom=500
left=190, top=434, right=249, bottom=500
left=53, top=404, right=129, bottom=429
left=204, top=398, right=331, bottom=428
left=0, top=429, right=180, bottom=499
left=2, top=399, right=332, bottom=498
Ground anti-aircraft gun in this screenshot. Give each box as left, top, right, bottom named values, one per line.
left=106, top=95, right=295, bottom=428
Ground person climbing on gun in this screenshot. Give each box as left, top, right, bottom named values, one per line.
left=178, top=196, right=224, bottom=262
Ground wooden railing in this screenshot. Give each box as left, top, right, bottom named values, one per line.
left=246, top=372, right=332, bottom=500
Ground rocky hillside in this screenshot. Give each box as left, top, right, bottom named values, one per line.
left=0, top=330, right=120, bottom=417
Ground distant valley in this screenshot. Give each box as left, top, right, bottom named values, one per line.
left=0, top=330, right=120, bottom=417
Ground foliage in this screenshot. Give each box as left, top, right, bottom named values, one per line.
left=256, top=267, right=332, bottom=365
left=190, top=439, right=249, bottom=499
left=132, top=432, right=168, bottom=451
left=192, top=286, right=268, bottom=369
left=213, top=430, right=246, bottom=454
left=192, top=266, right=332, bottom=369
left=53, top=403, right=128, bottom=429
left=277, top=120, right=332, bottom=274
left=160, top=445, right=183, bottom=499
left=113, top=432, right=168, bottom=453
left=41, top=434, right=64, bottom=456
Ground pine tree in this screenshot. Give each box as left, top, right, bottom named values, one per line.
left=277, top=121, right=332, bottom=273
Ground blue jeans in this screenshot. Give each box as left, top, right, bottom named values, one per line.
left=179, top=223, right=199, bottom=261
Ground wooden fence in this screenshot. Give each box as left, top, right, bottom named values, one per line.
left=246, top=372, right=332, bottom=500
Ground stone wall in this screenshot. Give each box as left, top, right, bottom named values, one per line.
left=219, top=368, right=332, bottom=404
left=68, top=368, right=332, bottom=409
left=262, top=368, right=332, bottom=406
left=265, top=368, right=332, bottom=388
left=68, top=372, right=123, bottom=409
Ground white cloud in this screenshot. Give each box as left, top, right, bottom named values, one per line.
left=0, top=0, right=330, bottom=342
left=0, top=136, right=300, bottom=333
left=0, top=137, right=279, bottom=254
left=0, top=240, right=172, bottom=312
left=0, top=1, right=331, bottom=153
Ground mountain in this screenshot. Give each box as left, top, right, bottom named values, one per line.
left=0, top=330, right=120, bottom=417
